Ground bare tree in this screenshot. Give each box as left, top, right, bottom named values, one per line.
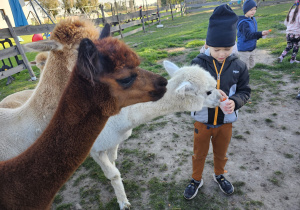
left=61, top=0, right=75, bottom=15
left=39, top=0, right=59, bottom=16
left=90, top=0, right=99, bottom=8
left=76, top=0, right=89, bottom=13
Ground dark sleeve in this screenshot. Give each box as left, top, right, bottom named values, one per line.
left=240, top=21, right=263, bottom=41
left=191, top=54, right=203, bottom=66
left=229, top=65, right=251, bottom=110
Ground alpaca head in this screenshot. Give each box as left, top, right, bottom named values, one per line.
left=24, top=18, right=99, bottom=72
left=163, top=60, right=221, bottom=110
left=74, top=24, right=168, bottom=115
left=30, top=51, right=49, bottom=71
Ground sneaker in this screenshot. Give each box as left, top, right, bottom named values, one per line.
left=290, top=59, right=300, bottom=64
left=296, top=92, right=300, bottom=100
left=213, top=174, right=234, bottom=195
left=183, top=179, right=203, bottom=200
left=277, top=56, right=283, bottom=63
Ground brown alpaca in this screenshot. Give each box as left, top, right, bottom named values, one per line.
left=0, top=25, right=167, bottom=210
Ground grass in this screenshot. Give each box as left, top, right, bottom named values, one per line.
left=2, top=2, right=299, bottom=210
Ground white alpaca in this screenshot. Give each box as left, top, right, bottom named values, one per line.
left=89, top=60, right=221, bottom=210
left=0, top=52, right=48, bottom=109
left=0, top=18, right=99, bottom=160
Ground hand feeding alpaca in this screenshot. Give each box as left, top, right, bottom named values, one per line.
left=89, top=60, right=221, bottom=209
left=0, top=25, right=167, bottom=210
left=0, top=52, right=48, bottom=109
left=0, top=18, right=100, bottom=160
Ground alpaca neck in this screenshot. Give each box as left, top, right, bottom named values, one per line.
left=25, top=51, right=74, bottom=112
left=128, top=83, right=180, bottom=128
left=0, top=70, right=110, bottom=209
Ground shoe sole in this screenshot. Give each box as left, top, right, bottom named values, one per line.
left=183, top=179, right=204, bottom=200
left=213, top=174, right=234, bottom=195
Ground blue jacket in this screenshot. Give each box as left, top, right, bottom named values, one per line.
left=191, top=53, right=251, bottom=125
left=237, top=16, right=262, bottom=51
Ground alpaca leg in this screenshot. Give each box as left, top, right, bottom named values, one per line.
left=107, top=144, right=119, bottom=166
left=90, top=150, right=130, bottom=210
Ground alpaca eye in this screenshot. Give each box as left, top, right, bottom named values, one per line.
left=117, top=74, right=137, bottom=89
left=206, top=91, right=212, bottom=96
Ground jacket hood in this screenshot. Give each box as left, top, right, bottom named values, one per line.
left=238, top=15, right=251, bottom=23
left=196, top=53, right=239, bottom=63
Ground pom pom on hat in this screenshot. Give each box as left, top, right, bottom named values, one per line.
left=206, top=4, right=238, bottom=48
left=243, top=0, right=257, bottom=14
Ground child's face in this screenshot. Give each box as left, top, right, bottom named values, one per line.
left=245, top=7, right=257, bottom=18
left=209, top=46, right=233, bottom=63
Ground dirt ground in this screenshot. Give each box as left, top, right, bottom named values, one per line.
left=53, top=49, right=300, bottom=210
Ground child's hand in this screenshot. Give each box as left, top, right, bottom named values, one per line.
left=223, top=99, right=235, bottom=114
left=262, top=30, right=270, bottom=36
left=218, top=89, right=227, bottom=98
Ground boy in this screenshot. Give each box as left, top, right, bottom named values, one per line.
left=237, top=0, right=270, bottom=69
left=183, top=4, right=251, bottom=200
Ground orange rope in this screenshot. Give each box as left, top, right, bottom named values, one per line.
left=213, top=59, right=226, bottom=125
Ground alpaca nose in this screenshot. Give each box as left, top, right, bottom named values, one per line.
left=149, top=76, right=167, bottom=101
left=156, top=77, right=168, bottom=88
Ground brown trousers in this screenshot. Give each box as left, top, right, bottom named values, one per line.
left=192, top=122, right=232, bottom=181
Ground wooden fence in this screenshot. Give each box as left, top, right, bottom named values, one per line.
left=94, top=4, right=183, bottom=39
left=0, top=0, right=292, bottom=83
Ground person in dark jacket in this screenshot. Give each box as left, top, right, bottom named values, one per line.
left=183, top=4, right=251, bottom=200
left=237, top=0, right=270, bottom=69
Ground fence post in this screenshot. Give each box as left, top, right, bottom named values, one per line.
left=99, top=4, right=106, bottom=24
left=114, top=1, right=123, bottom=38
left=157, top=4, right=161, bottom=24
left=170, top=4, right=174, bottom=20
left=0, top=11, right=36, bottom=81
left=140, top=9, right=146, bottom=32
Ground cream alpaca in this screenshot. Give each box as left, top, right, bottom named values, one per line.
left=90, top=60, right=221, bottom=209
left=0, top=18, right=99, bottom=160
left=0, top=52, right=48, bottom=109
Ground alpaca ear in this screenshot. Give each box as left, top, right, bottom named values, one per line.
left=77, top=38, right=104, bottom=83
left=24, top=40, right=62, bottom=52
left=99, top=23, right=111, bottom=39
left=175, top=81, right=195, bottom=96
left=163, top=60, right=180, bottom=77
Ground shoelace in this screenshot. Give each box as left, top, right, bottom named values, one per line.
left=220, top=178, right=231, bottom=187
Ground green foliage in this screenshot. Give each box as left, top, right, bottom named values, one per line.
left=81, top=157, right=109, bottom=184
left=148, top=178, right=229, bottom=209
left=56, top=203, right=73, bottom=210
left=185, top=40, right=205, bottom=48
left=53, top=194, right=63, bottom=204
